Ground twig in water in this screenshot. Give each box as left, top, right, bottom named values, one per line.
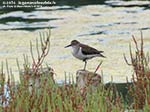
left=94, top=61, right=103, bottom=74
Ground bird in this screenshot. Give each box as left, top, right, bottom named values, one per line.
left=65, top=40, right=105, bottom=70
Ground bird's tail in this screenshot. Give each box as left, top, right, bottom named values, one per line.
left=99, top=53, right=106, bottom=58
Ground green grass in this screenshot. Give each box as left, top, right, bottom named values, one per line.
left=3, top=74, right=147, bottom=112
left=0, top=74, right=125, bottom=112
left=0, top=30, right=150, bottom=111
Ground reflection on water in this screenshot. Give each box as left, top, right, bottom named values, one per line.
left=0, top=0, right=150, bottom=82
left=0, top=0, right=149, bottom=31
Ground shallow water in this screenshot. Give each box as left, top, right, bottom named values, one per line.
left=0, top=0, right=150, bottom=83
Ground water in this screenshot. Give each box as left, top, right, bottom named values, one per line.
left=0, top=0, right=150, bottom=83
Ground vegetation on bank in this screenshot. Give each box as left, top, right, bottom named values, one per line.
left=0, top=30, right=150, bottom=111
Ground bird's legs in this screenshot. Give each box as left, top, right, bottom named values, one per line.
left=83, top=60, right=87, bottom=70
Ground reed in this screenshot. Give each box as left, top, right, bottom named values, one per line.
left=124, top=31, right=150, bottom=110
left=0, top=30, right=150, bottom=111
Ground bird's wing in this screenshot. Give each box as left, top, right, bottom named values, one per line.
left=80, top=44, right=103, bottom=55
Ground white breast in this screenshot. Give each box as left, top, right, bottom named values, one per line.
left=72, top=46, right=85, bottom=60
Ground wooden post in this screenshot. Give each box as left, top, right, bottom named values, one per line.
left=20, top=67, right=55, bottom=93
left=76, top=69, right=101, bottom=93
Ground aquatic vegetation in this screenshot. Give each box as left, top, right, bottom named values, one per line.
left=0, top=30, right=150, bottom=111
left=124, top=31, right=150, bottom=111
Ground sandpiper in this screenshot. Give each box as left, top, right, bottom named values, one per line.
left=65, top=40, right=105, bottom=70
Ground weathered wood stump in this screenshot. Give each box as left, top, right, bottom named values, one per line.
left=76, top=69, right=101, bottom=93
left=20, top=67, right=55, bottom=93
left=76, top=70, right=133, bottom=105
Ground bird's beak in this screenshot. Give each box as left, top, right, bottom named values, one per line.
left=65, top=44, right=71, bottom=48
